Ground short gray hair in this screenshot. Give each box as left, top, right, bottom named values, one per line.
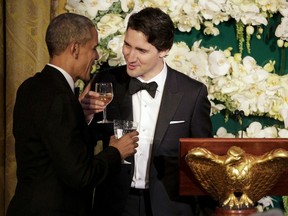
left=45, top=13, right=95, bottom=57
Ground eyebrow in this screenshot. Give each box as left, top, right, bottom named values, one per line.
left=124, top=40, right=149, bottom=53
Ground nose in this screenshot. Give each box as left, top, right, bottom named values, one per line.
left=123, top=47, right=136, bottom=63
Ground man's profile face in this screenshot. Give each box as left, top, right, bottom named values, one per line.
left=76, top=28, right=99, bottom=82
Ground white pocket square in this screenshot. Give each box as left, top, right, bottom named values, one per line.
left=169, top=120, right=185, bottom=124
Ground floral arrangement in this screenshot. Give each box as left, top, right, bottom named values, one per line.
left=66, top=0, right=288, bottom=52
left=166, top=41, right=288, bottom=127
left=66, top=0, right=288, bottom=127
left=214, top=121, right=288, bottom=138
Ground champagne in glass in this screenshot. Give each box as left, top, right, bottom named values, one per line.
left=123, top=121, right=138, bottom=135
left=95, top=83, right=113, bottom=123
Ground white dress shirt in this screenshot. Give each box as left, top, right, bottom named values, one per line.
left=131, top=63, right=167, bottom=189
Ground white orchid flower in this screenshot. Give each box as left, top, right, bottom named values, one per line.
left=279, top=0, right=288, bottom=17
left=262, top=126, right=278, bottom=138
left=203, top=21, right=220, bottom=36
left=275, top=17, right=288, bottom=41
left=210, top=101, right=226, bottom=115
left=214, top=127, right=235, bottom=138
left=83, top=0, right=118, bottom=18
left=187, top=53, right=210, bottom=80
left=239, top=3, right=268, bottom=26
left=120, top=0, right=134, bottom=12
left=97, top=14, right=125, bottom=39
left=245, top=121, right=264, bottom=137
left=278, top=128, right=288, bottom=138
left=280, top=103, right=288, bottom=128
left=198, top=0, right=226, bottom=24
left=208, top=50, right=230, bottom=78
left=166, top=42, right=193, bottom=76
left=257, top=196, right=275, bottom=209
left=66, top=0, right=87, bottom=16
left=107, top=35, right=125, bottom=66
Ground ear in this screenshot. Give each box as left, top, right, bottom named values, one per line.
left=159, top=49, right=170, bottom=58
left=70, top=42, right=80, bottom=59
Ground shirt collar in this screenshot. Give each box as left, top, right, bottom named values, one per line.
left=47, top=63, right=75, bottom=93
left=137, top=62, right=167, bottom=93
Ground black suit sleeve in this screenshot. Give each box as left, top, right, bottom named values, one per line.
left=42, top=93, right=120, bottom=189
left=190, top=84, right=212, bottom=138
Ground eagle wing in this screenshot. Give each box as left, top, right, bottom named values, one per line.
left=245, top=148, right=288, bottom=203
left=185, top=147, right=227, bottom=201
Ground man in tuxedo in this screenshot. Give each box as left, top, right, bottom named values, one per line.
left=82, top=7, right=212, bottom=216
left=6, top=13, right=138, bottom=216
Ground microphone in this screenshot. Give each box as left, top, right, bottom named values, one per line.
left=234, top=110, right=244, bottom=138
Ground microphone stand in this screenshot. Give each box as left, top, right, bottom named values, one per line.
left=234, top=110, right=244, bottom=138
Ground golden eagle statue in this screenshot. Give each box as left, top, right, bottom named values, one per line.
left=185, top=146, right=288, bottom=209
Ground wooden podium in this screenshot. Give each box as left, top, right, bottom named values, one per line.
left=179, top=138, right=288, bottom=215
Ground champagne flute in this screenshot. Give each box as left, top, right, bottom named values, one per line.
left=95, top=82, right=113, bottom=123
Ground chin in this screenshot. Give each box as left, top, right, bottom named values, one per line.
left=127, top=68, right=140, bottom=78
left=82, top=72, right=91, bottom=82
left=83, top=76, right=90, bottom=82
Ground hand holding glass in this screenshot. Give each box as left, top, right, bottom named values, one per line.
left=95, top=83, right=113, bottom=123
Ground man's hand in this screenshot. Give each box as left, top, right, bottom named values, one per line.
left=109, top=131, right=139, bottom=160
left=79, top=83, right=105, bottom=123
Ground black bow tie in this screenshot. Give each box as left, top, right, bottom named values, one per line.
left=129, top=78, right=158, bottom=98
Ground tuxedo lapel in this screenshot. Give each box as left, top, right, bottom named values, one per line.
left=153, top=67, right=183, bottom=151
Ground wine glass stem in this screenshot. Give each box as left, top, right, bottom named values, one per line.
left=103, top=108, right=107, bottom=122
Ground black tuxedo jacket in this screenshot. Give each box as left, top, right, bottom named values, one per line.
left=6, top=65, right=122, bottom=216
left=92, top=65, right=212, bottom=216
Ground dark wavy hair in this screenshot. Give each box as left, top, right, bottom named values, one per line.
left=127, top=7, right=175, bottom=52
left=45, top=13, right=95, bottom=57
